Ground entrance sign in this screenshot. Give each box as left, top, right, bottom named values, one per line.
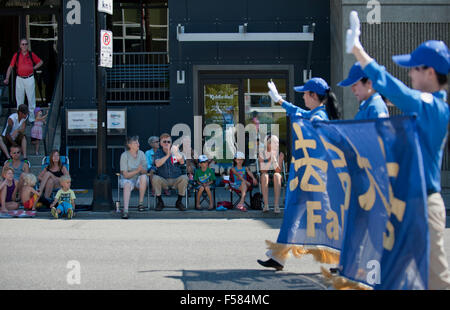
left=100, top=30, right=113, bottom=68
left=98, top=0, right=113, bottom=15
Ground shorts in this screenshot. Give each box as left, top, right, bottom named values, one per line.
left=2, top=133, right=26, bottom=148
left=120, top=174, right=148, bottom=189
left=57, top=201, right=73, bottom=215
left=23, top=193, right=38, bottom=210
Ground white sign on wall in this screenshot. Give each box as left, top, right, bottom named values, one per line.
left=67, top=110, right=126, bottom=131
left=98, top=0, right=113, bottom=15
left=100, top=30, right=113, bottom=68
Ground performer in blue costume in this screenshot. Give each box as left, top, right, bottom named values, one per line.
left=268, top=77, right=341, bottom=121
left=338, top=61, right=389, bottom=120
left=347, top=11, right=450, bottom=289
left=257, top=78, right=341, bottom=271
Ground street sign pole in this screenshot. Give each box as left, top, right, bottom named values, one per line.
left=92, top=3, right=113, bottom=212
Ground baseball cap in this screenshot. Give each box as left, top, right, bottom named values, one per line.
left=294, top=77, right=330, bottom=95
left=337, top=62, right=368, bottom=87
left=234, top=151, right=245, bottom=159
left=198, top=154, right=208, bottom=163
left=392, top=40, right=450, bottom=75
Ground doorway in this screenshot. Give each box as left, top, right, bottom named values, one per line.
left=0, top=7, right=61, bottom=109
left=198, top=72, right=290, bottom=164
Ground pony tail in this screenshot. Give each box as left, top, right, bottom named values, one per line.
left=324, top=90, right=341, bottom=120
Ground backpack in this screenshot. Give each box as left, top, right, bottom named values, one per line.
left=250, top=192, right=263, bottom=210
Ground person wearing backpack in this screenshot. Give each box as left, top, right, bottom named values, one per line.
left=3, top=38, right=43, bottom=122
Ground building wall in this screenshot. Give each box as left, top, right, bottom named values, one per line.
left=331, top=0, right=450, bottom=119
left=168, top=0, right=331, bottom=121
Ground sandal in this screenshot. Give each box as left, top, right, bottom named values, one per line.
left=274, top=206, right=280, bottom=214
left=262, top=205, right=269, bottom=213
left=195, top=205, right=202, bottom=211
left=122, top=212, right=129, bottom=219
left=236, top=204, right=247, bottom=212
left=138, top=202, right=145, bottom=212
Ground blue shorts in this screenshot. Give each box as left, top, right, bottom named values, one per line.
left=57, top=202, right=73, bottom=215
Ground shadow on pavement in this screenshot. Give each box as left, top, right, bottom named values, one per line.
left=155, top=269, right=327, bottom=290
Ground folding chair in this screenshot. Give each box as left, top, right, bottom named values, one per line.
left=193, top=182, right=216, bottom=208
left=41, top=155, right=69, bottom=171
left=224, top=170, right=254, bottom=209
left=115, top=172, right=151, bottom=211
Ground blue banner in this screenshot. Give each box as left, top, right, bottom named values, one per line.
left=277, top=116, right=428, bottom=289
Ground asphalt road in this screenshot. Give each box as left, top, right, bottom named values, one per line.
left=0, top=216, right=449, bottom=291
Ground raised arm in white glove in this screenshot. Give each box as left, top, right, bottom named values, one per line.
left=346, top=11, right=373, bottom=68
left=346, top=11, right=362, bottom=54
left=267, top=81, right=282, bottom=104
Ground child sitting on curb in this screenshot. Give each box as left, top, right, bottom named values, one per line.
left=21, top=173, right=41, bottom=211
left=50, top=175, right=76, bottom=219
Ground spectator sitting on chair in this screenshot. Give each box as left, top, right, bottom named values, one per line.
left=258, top=134, right=284, bottom=214
left=145, top=136, right=159, bottom=195
left=0, top=166, right=19, bottom=213
left=3, top=144, right=30, bottom=193
left=152, top=133, right=188, bottom=211
left=194, top=154, right=216, bottom=211
left=119, top=136, right=148, bottom=219
left=0, top=104, right=29, bottom=160
left=37, top=149, right=69, bottom=200
left=230, top=151, right=258, bottom=212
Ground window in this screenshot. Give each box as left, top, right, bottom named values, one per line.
left=112, top=1, right=168, bottom=53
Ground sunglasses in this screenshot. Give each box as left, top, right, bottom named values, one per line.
left=161, top=140, right=171, bottom=144
left=21, top=43, right=28, bottom=46
left=11, top=151, right=20, bottom=154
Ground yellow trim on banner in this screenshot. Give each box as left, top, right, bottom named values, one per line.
left=265, top=240, right=340, bottom=265
left=321, top=267, right=373, bottom=290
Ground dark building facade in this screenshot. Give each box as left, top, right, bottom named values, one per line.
left=1, top=0, right=331, bottom=187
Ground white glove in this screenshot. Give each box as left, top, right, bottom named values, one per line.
left=346, top=11, right=362, bottom=53
left=267, top=81, right=282, bottom=103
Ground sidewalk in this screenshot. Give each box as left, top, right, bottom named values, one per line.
left=63, top=186, right=286, bottom=219
left=37, top=186, right=450, bottom=221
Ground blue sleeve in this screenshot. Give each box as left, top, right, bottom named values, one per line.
left=281, top=100, right=307, bottom=118
left=363, top=61, right=423, bottom=114
left=145, top=151, right=152, bottom=169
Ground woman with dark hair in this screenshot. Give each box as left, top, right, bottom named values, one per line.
left=268, top=78, right=341, bottom=121
left=119, top=136, right=148, bottom=219
left=38, top=149, right=69, bottom=200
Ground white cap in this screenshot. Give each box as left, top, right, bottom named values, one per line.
left=199, top=154, right=208, bottom=163
left=234, top=151, right=245, bottom=159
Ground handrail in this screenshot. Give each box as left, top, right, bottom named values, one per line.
left=42, top=66, right=62, bottom=156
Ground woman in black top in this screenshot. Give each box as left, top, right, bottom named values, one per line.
left=38, top=150, right=69, bottom=199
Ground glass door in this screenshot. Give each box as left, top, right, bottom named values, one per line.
left=200, top=80, right=241, bottom=163
left=243, top=78, right=288, bottom=159
left=199, top=75, right=289, bottom=164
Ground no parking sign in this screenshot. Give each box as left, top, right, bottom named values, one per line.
left=100, top=30, right=113, bottom=68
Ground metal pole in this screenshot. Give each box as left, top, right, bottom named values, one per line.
left=92, top=7, right=113, bottom=212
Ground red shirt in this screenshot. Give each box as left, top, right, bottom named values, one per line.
left=9, top=51, right=41, bottom=77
